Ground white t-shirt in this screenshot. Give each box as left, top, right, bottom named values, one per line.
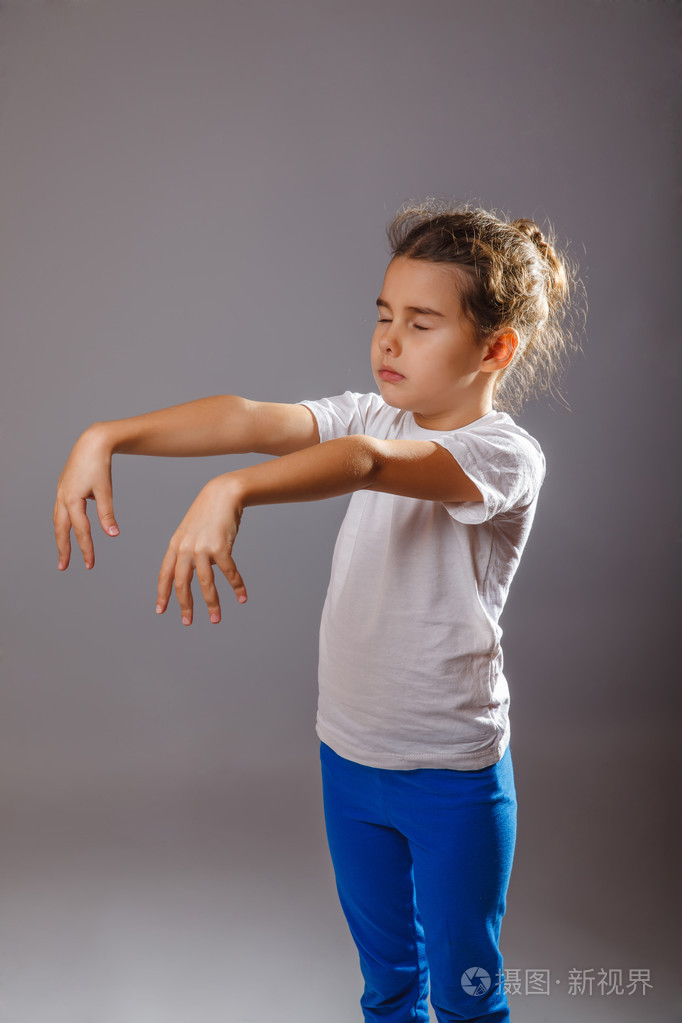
left=299, top=391, right=546, bottom=770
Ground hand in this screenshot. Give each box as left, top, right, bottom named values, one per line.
left=156, top=475, right=248, bottom=625
left=53, top=425, right=120, bottom=571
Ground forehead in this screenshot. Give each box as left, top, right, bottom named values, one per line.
left=380, top=257, right=467, bottom=313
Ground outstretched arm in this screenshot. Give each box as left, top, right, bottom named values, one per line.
left=92, top=395, right=320, bottom=458
left=157, top=434, right=482, bottom=625
left=53, top=396, right=318, bottom=571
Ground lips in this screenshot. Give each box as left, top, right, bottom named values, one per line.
left=378, top=366, right=404, bottom=383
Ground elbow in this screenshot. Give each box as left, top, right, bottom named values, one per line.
left=355, top=435, right=387, bottom=487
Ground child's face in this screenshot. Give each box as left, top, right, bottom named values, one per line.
left=371, top=257, right=491, bottom=430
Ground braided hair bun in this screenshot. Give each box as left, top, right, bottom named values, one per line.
left=511, top=218, right=570, bottom=315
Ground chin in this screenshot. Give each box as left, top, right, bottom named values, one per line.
left=378, top=390, right=414, bottom=414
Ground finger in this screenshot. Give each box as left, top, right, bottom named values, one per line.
left=67, top=498, right=96, bottom=569
left=214, top=549, right=248, bottom=605
left=195, top=553, right=223, bottom=623
left=53, top=502, right=73, bottom=570
left=156, top=546, right=178, bottom=615
left=173, top=550, right=196, bottom=625
left=93, top=485, right=119, bottom=537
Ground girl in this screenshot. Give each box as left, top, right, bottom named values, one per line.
left=54, top=201, right=577, bottom=1022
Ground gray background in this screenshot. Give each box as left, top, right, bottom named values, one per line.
left=1, top=0, right=680, bottom=1020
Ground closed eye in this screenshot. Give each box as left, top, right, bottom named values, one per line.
left=377, top=318, right=429, bottom=330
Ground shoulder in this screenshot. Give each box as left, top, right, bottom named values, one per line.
left=434, top=412, right=546, bottom=522
left=456, top=411, right=545, bottom=475
left=298, top=391, right=404, bottom=440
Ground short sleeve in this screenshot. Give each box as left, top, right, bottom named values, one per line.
left=298, top=392, right=386, bottom=441
left=435, top=422, right=546, bottom=523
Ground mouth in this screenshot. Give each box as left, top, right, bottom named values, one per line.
left=377, top=366, right=405, bottom=383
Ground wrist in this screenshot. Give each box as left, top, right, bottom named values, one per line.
left=88, top=417, right=153, bottom=456
left=210, top=471, right=247, bottom=514
left=81, top=421, right=118, bottom=457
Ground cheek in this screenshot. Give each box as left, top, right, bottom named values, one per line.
left=370, top=331, right=382, bottom=357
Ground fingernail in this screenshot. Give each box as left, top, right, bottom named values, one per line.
left=210, top=612, right=220, bottom=623
left=155, top=604, right=163, bottom=614
left=182, top=616, right=191, bottom=625
left=108, top=526, right=119, bottom=536
left=58, top=561, right=64, bottom=570
left=238, top=595, right=247, bottom=604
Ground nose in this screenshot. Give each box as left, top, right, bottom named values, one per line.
left=379, top=324, right=401, bottom=356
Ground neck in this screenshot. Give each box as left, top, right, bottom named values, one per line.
left=412, top=383, right=495, bottom=432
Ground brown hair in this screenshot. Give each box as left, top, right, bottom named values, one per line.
left=387, top=199, right=582, bottom=414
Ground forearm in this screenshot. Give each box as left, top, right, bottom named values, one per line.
left=86, top=395, right=255, bottom=457
left=88, top=394, right=314, bottom=458
left=230, top=435, right=381, bottom=508
left=220, top=433, right=478, bottom=510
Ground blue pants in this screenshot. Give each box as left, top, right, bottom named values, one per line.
left=320, top=742, right=517, bottom=1022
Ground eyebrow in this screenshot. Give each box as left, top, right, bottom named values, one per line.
left=376, top=298, right=445, bottom=318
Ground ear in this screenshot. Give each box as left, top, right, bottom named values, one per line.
left=480, top=329, right=518, bottom=373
